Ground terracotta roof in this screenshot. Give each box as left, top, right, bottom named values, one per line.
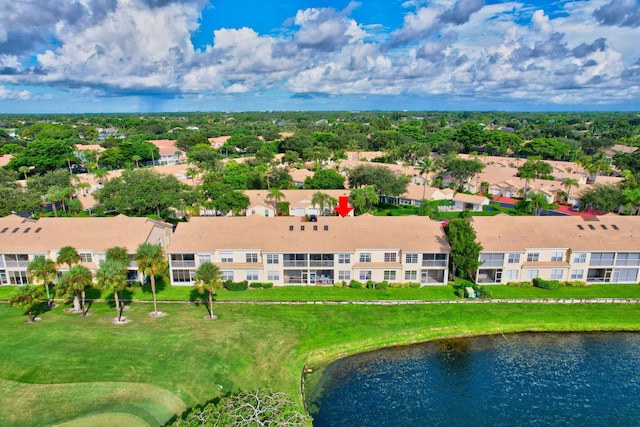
left=0, top=154, right=12, bottom=167
left=0, top=214, right=172, bottom=253
left=168, top=216, right=450, bottom=254
left=470, top=215, right=640, bottom=252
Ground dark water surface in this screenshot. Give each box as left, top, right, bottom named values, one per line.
left=307, top=332, right=640, bottom=427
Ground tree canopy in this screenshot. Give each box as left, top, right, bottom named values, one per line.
left=444, top=218, right=483, bottom=280
left=347, top=164, right=410, bottom=196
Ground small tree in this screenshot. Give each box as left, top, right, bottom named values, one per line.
left=57, top=246, right=80, bottom=270
left=135, top=243, right=167, bottom=317
left=27, top=256, right=57, bottom=308
left=56, top=265, right=93, bottom=315
left=193, top=262, right=223, bottom=320
left=95, top=260, right=128, bottom=322
left=9, top=286, right=43, bottom=323
left=444, top=218, right=483, bottom=281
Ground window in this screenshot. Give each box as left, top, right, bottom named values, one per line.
left=550, top=269, right=564, bottom=280
left=590, top=252, right=615, bottom=266
left=198, top=254, right=212, bottom=265
left=79, top=252, right=92, bottom=263
left=246, top=270, right=259, bottom=281
left=338, top=254, right=351, bottom=264
left=338, top=270, right=351, bottom=281
left=616, top=253, right=640, bottom=266
left=384, top=252, right=397, bottom=263
left=267, top=270, right=280, bottom=281
left=405, top=254, right=419, bottom=264
left=615, top=268, right=639, bottom=283
left=220, top=252, right=233, bottom=263
left=221, top=270, right=234, bottom=281
left=507, top=253, right=520, bottom=264
left=246, top=253, right=259, bottom=263
left=405, top=270, right=418, bottom=281
left=525, top=270, right=539, bottom=280
left=359, top=270, right=371, bottom=281
left=573, top=253, right=587, bottom=264
left=570, top=269, right=584, bottom=280
left=172, top=269, right=193, bottom=283
left=551, top=252, right=564, bottom=262
left=8, top=270, right=29, bottom=285
left=359, top=252, right=372, bottom=263
left=170, top=253, right=195, bottom=267
left=526, top=253, right=539, bottom=262
left=95, top=254, right=106, bottom=266
left=384, top=270, right=397, bottom=281
left=422, top=253, right=447, bottom=266
left=479, top=253, right=504, bottom=267
left=266, top=254, right=279, bottom=264
left=505, top=270, right=519, bottom=281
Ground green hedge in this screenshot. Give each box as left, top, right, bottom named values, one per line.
left=532, top=278, right=561, bottom=290
left=224, top=280, right=249, bottom=291
left=249, top=282, right=274, bottom=289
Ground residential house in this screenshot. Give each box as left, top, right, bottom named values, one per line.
left=167, top=215, right=450, bottom=286
left=0, top=214, right=173, bottom=285
left=470, top=214, right=640, bottom=285
left=148, top=140, right=187, bottom=166
left=243, top=189, right=353, bottom=217
left=289, top=168, right=315, bottom=187
left=449, top=193, right=490, bottom=212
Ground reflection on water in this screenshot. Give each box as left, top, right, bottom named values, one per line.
left=307, top=333, right=640, bottom=427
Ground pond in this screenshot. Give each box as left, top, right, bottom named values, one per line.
left=306, top=332, right=640, bottom=426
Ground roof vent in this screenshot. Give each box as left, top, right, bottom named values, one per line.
left=0, top=227, right=7, bottom=233
left=324, top=225, right=329, bottom=231
left=577, top=224, right=584, bottom=230
left=313, top=225, right=318, bottom=231
left=588, top=224, right=596, bottom=230
left=300, top=225, right=305, bottom=231
left=612, top=224, right=619, bottom=230
left=601, top=225, right=608, bottom=230
left=23, top=227, right=31, bottom=233
left=35, top=227, right=42, bottom=233
left=12, top=227, right=19, bottom=233
left=289, top=225, right=294, bottom=231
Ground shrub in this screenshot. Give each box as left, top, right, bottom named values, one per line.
left=506, top=281, right=533, bottom=287
left=377, top=281, right=389, bottom=290
left=224, top=280, right=249, bottom=291
left=388, top=282, right=407, bottom=288
left=532, top=278, right=560, bottom=290
left=333, top=280, right=346, bottom=288
left=366, top=280, right=375, bottom=289
left=408, top=282, right=421, bottom=288
left=563, top=280, right=587, bottom=287
left=249, top=282, right=274, bottom=289
left=349, top=280, right=364, bottom=289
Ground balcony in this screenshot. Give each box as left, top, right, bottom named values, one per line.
left=171, top=260, right=196, bottom=268
left=310, top=260, right=334, bottom=267
left=283, top=260, right=308, bottom=268
left=422, top=260, right=448, bottom=267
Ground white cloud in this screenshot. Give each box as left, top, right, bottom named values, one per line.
left=0, top=85, right=32, bottom=100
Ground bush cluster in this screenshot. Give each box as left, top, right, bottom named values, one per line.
left=388, top=282, right=421, bottom=288
left=223, top=280, right=249, bottom=291
left=532, top=278, right=561, bottom=290
left=249, top=282, right=274, bottom=289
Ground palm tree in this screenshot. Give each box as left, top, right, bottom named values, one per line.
left=95, top=260, right=128, bottom=322
left=266, top=188, right=285, bottom=215
left=186, top=167, right=199, bottom=186
left=57, top=246, right=80, bottom=270
left=131, top=155, right=141, bottom=168
left=311, top=191, right=331, bottom=216
left=562, top=178, right=579, bottom=204
left=528, top=192, right=553, bottom=216
left=135, top=243, right=167, bottom=317
left=44, top=186, right=66, bottom=217
left=9, top=286, right=43, bottom=323
left=623, top=188, right=640, bottom=215
left=194, top=262, right=223, bottom=320
left=27, top=256, right=57, bottom=308
left=56, top=265, right=93, bottom=315
left=519, top=170, right=536, bottom=198
left=94, top=168, right=109, bottom=184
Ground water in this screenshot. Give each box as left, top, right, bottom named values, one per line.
left=307, top=333, right=640, bottom=426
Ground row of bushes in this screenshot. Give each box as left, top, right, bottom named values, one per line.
left=223, top=280, right=274, bottom=291
left=506, top=279, right=587, bottom=289
left=452, top=280, right=492, bottom=299
left=334, top=280, right=423, bottom=289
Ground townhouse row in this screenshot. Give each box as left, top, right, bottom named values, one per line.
left=1, top=213, right=639, bottom=287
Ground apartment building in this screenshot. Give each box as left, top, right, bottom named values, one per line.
left=0, top=214, right=172, bottom=285
left=471, top=214, right=640, bottom=284
left=167, top=215, right=450, bottom=286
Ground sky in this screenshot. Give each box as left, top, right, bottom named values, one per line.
left=0, top=0, right=639, bottom=113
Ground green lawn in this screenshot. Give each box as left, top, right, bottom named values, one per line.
left=2, top=295, right=640, bottom=426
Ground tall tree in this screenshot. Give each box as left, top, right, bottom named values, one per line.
left=347, top=164, right=410, bottom=196
left=443, top=158, right=484, bottom=190
left=27, top=256, right=57, bottom=308
left=350, top=186, right=379, bottom=214
left=135, top=243, right=167, bottom=317
left=95, top=259, right=128, bottom=322
left=56, top=265, right=93, bottom=315
left=579, top=184, right=624, bottom=213
left=562, top=178, right=580, bottom=203
left=193, top=262, right=223, bottom=320
left=444, top=218, right=483, bottom=280
left=9, top=286, right=43, bottom=323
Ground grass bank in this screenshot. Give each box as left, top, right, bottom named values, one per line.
left=2, top=298, right=640, bottom=426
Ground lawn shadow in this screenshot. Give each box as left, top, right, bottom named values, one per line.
left=139, top=276, right=168, bottom=297
left=189, top=288, right=216, bottom=317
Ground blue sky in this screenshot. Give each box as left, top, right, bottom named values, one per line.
left=0, top=0, right=639, bottom=113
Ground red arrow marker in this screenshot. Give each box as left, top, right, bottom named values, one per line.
left=334, top=195, right=353, bottom=218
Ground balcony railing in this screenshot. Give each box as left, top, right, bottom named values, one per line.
left=4, top=261, right=29, bottom=268
left=283, top=261, right=308, bottom=267
left=171, top=261, right=196, bottom=268
left=310, top=260, right=334, bottom=267
left=422, top=260, right=447, bottom=267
